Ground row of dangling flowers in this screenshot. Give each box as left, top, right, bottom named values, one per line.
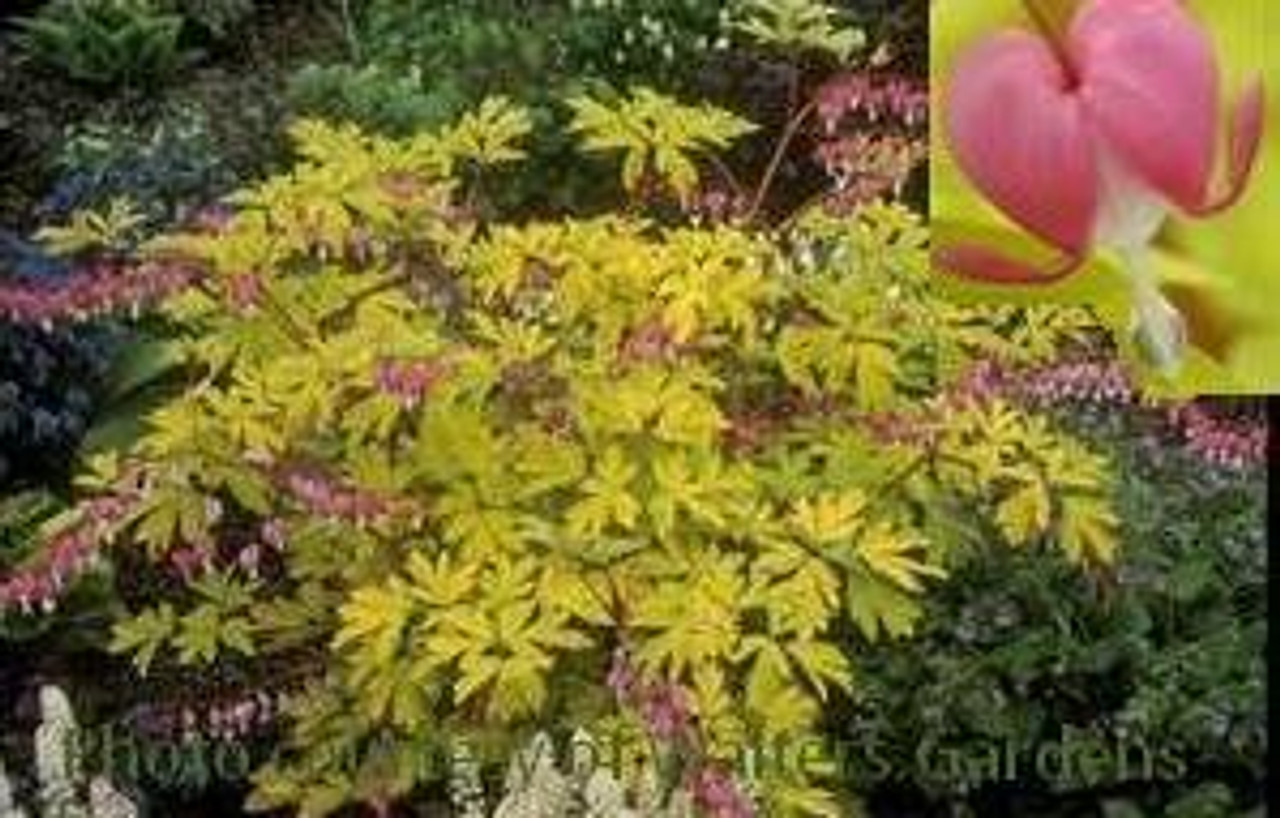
left=0, top=456, right=419, bottom=616
left=0, top=473, right=144, bottom=616
left=1, top=360, right=1265, bottom=619
left=607, top=646, right=757, bottom=818
left=953, top=358, right=1267, bottom=471
left=0, top=259, right=201, bottom=327
left=811, top=73, right=928, bottom=212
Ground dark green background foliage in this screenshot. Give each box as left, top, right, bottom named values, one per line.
left=353, top=0, right=727, bottom=113
left=14, top=0, right=261, bottom=90
left=836, top=407, right=1267, bottom=818
left=168, top=0, right=256, bottom=39
left=14, top=0, right=190, bottom=89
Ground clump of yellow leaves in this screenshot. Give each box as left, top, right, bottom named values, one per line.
left=568, top=87, right=757, bottom=201
left=85, top=96, right=1121, bottom=818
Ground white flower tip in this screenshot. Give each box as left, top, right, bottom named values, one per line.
left=1132, top=289, right=1188, bottom=376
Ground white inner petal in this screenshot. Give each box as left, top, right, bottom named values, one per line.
left=1092, top=145, right=1169, bottom=254
left=1093, top=146, right=1188, bottom=375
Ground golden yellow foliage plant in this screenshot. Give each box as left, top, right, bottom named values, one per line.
left=63, top=92, right=1120, bottom=816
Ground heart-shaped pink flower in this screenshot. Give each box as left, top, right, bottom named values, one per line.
left=937, top=0, right=1265, bottom=369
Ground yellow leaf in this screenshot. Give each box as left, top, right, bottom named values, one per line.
left=856, top=524, right=945, bottom=593
left=406, top=552, right=477, bottom=607
left=333, top=581, right=415, bottom=667
left=455, top=652, right=502, bottom=704
left=853, top=342, right=897, bottom=410
left=845, top=572, right=924, bottom=642
left=786, top=640, right=853, bottom=700
left=538, top=564, right=613, bottom=626
left=995, top=478, right=1052, bottom=545
left=790, top=491, right=866, bottom=544
left=1058, top=495, right=1120, bottom=565
left=773, top=781, right=847, bottom=818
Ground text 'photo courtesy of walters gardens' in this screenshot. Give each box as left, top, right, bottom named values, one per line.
left=0, top=1, right=1269, bottom=817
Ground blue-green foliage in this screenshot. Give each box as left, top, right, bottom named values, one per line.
left=41, top=105, right=236, bottom=230
left=0, top=321, right=115, bottom=491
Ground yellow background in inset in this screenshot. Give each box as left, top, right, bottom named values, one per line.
left=930, top=0, right=1278, bottom=396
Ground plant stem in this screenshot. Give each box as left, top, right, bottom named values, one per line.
left=747, top=99, right=816, bottom=225
left=337, top=0, right=362, bottom=62
left=198, top=279, right=314, bottom=351
left=1121, top=246, right=1186, bottom=375
left=1022, top=0, right=1078, bottom=84
left=707, top=154, right=747, bottom=200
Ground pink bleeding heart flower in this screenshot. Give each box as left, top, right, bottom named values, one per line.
left=938, top=0, right=1265, bottom=372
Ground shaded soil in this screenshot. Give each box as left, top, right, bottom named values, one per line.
left=0, top=1, right=346, bottom=232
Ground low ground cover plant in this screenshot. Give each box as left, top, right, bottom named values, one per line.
left=840, top=400, right=1266, bottom=816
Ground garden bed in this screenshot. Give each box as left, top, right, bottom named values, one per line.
left=0, top=2, right=1267, bottom=817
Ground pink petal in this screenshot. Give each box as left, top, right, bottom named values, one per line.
left=1070, top=0, right=1217, bottom=211
left=1189, top=77, right=1266, bottom=215
left=933, top=241, right=1086, bottom=286
left=946, top=31, right=1099, bottom=252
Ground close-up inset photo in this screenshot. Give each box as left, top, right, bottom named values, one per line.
left=932, top=0, right=1277, bottom=394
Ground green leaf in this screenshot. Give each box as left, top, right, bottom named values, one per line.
left=109, top=603, right=176, bottom=675
left=174, top=604, right=228, bottom=665
left=845, top=572, right=924, bottom=642
left=567, top=87, right=755, bottom=199
left=852, top=342, right=897, bottom=410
